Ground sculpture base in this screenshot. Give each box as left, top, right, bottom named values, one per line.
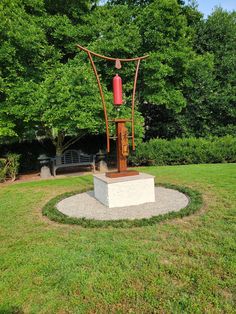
left=106, top=170, right=139, bottom=178
left=94, top=173, right=155, bottom=208
left=40, top=165, right=52, bottom=179
left=97, top=160, right=108, bottom=173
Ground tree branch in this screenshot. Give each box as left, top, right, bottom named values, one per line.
left=62, top=133, right=87, bottom=152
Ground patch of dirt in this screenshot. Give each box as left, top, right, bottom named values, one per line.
left=0, top=170, right=95, bottom=186
left=18, top=171, right=41, bottom=182
left=0, top=171, right=40, bottom=186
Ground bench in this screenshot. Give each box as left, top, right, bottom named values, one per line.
left=51, top=149, right=96, bottom=176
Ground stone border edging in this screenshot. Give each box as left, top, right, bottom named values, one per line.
left=42, top=183, right=203, bottom=228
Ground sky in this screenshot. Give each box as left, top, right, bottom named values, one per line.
left=193, top=0, right=236, bottom=16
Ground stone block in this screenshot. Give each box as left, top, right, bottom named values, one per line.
left=40, top=165, right=52, bottom=179
left=93, top=173, right=155, bottom=208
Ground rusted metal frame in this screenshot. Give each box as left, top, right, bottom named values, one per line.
left=87, top=51, right=110, bottom=152
left=110, top=136, right=133, bottom=140
left=77, top=44, right=149, bottom=62
left=131, top=59, right=141, bottom=150
left=108, top=119, right=132, bottom=122
left=116, top=120, right=127, bottom=172
left=77, top=44, right=147, bottom=155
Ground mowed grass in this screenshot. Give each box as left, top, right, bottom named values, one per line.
left=0, top=164, right=235, bottom=313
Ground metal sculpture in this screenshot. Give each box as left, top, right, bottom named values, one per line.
left=77, top=44, right=148, bottom=178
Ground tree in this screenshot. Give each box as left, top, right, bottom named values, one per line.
left=0, top=0, right=144, bottom=153
left=73, top=3, right=146, bottom=145
left=88, top=0, right=214, bottom=140
left=140, top=4, right=236, bottom=139
left=179, top=53, right=217, bottom=137
left=194, top=8, right=236, bottom=136
left=6, top=55, right=144, bottom=155
left=109, top=0, right=185, bottom=6
left=78, top=3, right=142, bottom=90
left=137, top=0, right=194, bottom=112
left=0, top=118, right=18, bottom=144
left=5, top=57, right=109, bottom=155
left=0, top=0, right=69, bottom=146
left=140, top=53, right=218, bottom=139
left=1, top=0, right=234, bottom=150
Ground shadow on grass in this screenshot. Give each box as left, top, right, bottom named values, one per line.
left=0, top=306, right=24, bottom=314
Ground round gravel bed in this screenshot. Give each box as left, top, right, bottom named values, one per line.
left=56, top=187, right=189, bottom=221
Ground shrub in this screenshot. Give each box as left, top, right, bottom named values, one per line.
left=129, top=136, right=236, bottom=166
left=0, top=158, right=7, bottom=182
left=6, top=153, right=21, bottom=181
left=0, top=154, right=21, bottom=182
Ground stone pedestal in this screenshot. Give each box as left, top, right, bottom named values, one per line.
left=93, top=173, right=155, bottom=208
left=97, top=160, right=108, bottom=173
left=40, top=165, right=52, bottom=179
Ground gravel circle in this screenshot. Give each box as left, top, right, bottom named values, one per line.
left=56, top=187, right=189, bottom=221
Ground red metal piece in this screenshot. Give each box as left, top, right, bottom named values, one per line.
left=113, top=74, right=123, bottom=106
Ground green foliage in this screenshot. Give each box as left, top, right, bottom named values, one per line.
left=142, top=52, right=223, bottom=139
left=138, top=0, right=193, bottom=111
left=0, top=0, right=145, bottom=152
left=0, top=119, right=18, bottom=143
left=6, top=56, right=144, bottom=154
left=129, top=136, right=236, bottom=166
left=0, top=158, right=7, bottom=182
left=78, top=3, right=143, bottom=106
left=7, top=58, right=109, bottom=133
left=0, top=0, right=235, bottom=148
left=80, top=4, right=141, bottom=57
left=5, top=153, right=21, bottom=181
left=195, top=9, right=236, bottom=135
left=0, top=153, right=20, bottom=182
left=141, top=6, right=236, bottom=139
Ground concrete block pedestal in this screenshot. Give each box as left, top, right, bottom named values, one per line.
left=93, top=173, right=155, bottom=208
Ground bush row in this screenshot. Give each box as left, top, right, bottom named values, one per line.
left=129, top=136, right=236, bottom=166
left=0, top=154, right=21, bottom=182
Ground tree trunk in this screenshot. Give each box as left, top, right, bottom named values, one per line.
left=50, top=130, right=86, bottom=156
left=55, top=132, right=65, bottom=156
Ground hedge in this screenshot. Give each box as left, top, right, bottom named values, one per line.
left=129, top=135, right=236, bottom=166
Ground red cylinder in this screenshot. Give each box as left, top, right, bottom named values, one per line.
left=113, top=74, right=123, bottom=105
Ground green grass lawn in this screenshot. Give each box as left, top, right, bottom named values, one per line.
left=0, top=164, right=235, bottom=313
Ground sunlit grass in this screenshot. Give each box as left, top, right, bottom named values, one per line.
left=0, top=163, right=235, bottom=313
